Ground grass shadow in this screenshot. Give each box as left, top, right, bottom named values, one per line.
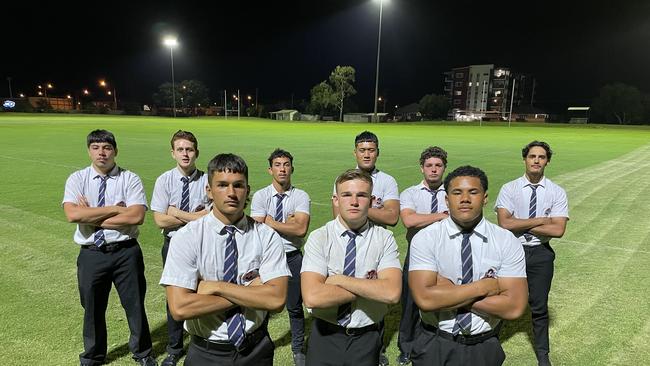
left=105, top=320, right=188, bottom=363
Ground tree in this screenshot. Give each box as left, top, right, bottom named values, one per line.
left=153, top=80, right=210, bottom=115
left=308, top=81, right=335, bottom=116
left=419, top=94, right=450, bottom=119
left=329, top=66, right=357, bottom=121
left=591, top=83, right=643, bottom=124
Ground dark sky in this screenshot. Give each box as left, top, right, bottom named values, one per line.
left=2, top=0, right=650, bottom=113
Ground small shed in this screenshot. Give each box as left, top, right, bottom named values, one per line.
left=269, top=109, right=300, bottom=121
left=567, top=107, right=590, bottom=123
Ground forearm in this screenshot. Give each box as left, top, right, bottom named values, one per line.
left=471, top=293, right=523, bottom=320
left=172, top=208, right=209, bottom=223
left=204, top=280, right=288, bottom=312
left=368, top=207, right=399, bottom=226
left=265, top=219, right=307, bottom=238
left=65, top=205, right=121, bottom=224
left=101, top=206, right=145, bottom=228
left=402, top=212, right=448, bottom=229
left=529, top=222, right=565, bottom=238
left=166, top=287, right=236, bottom=321
left=328, top=275, right=400, bottom=304
left=153, top=212, right=185, bottom=229
left=499, top=216, right=548, bottom=233
left=412, top=279, right=491, bottom=312
left=302, top=282, right=357, bottom=308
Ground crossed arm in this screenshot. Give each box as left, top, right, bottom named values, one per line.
left=166, top=276, right=289, bottom=321
left=400, top=208, right=449, bottom=230
left=496, top=208, right=567, bottom=238
left=252, top=212, right=310, bottom=238
left=153, top=207, right=209, bottom=229
left=409, top=270, right=528, bottom=320
left=63, top=197, right=145, bottom=228
left=301, top=268, right=402, bottom=309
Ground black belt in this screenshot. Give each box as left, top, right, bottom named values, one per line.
left=421, top=322, right=499, bottom=345
left=315, top=318, right=381, bottom=336
left=191, top=326, right=268, bottom=352
left=82, top=238, right=137, bottom=253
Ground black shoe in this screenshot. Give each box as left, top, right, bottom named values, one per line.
left=537, top=354, right=552, bottom=366
left=136, top=356, right=158, bottom=366
left=397, top=352, right=411, bottom=366
left=379, top=351, right=390, bottom=366
left=161, top=353, right=181, bottom=366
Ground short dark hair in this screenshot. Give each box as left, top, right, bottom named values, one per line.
left=87, top=129, right=117, bottom=149
left=268, top=148, right=294, bottom=167
left=522, top=141, right=553, bottom=161
left=207, top=153, right=248, bottom=184
left=420, top=146, right=448, bottom=166
left=335, top=169, right=373, bottom=193
left=444, top=165, right=488, bottom=192
left=355, top=131, right=379, bottom=148
left=171, top=130, right=198, bottom=150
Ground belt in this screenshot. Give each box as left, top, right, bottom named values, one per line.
left=191, top=326, right=268, bottom=352
left=82, top=238, right=137, bottom=253
left=421, top=322, right=499, bottom=345
left=315, top=318, right=381, bottom=336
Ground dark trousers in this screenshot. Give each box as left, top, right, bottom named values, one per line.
left=306, top=319, right=382, bottom=366
left=397, top=246, right=419, bottom=356
left=286, top=250, right=305, bottom=354
left=162, top=236, right=185, bottom=356
left=524, top=243, right=555, bottom=360
left=184, top=331, right=274, bottom=366
left=77, top=239, right=153, bottom=365
left=411, top=323, right=505, bottom=366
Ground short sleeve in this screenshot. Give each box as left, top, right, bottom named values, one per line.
left=494, top=182, right=515, bottom=213
left=293, top=190, right=311, bottom=215
left=377, top=232, right=401, bottom=272
left=63, top=172, right=83, bottom=205
left=150, top=174, right=169, bottom=213
left=160, top=226, right=200, bottom=289
left=258, top=225, right=290, bottom=282
left=400, top=188, right=416, bottom=211
left=383, top=175, right=400, bottom=201
left=550, top=187, right=569, bottom=218
left=301, top=228, right=329, bottom=276
left=250, top=190, right=268, bottom=218
left=497, top=232, right=527, bottom=278
left=126, top=173, right=148, bottom=209
left=409, top=229, right=438, bottom=272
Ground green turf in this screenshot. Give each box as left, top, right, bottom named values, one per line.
left=1, top=113, right=649, bottom=365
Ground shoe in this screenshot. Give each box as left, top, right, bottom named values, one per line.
left=136, top=356, right=158, bottom=366
left=161, top=353, right=181, bottom=366
left=397, top=352, right=411, bottom=366
left=537, top=355, right=552, bottom=366
left=293, top=352, right=306, bottom=366
left=379, top=351, right=390, bottom=366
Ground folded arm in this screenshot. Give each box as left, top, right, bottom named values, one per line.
left=472, top=277, right=528, bottom=320
left=401, top=208, right=448, bottom=229
left=101, top=205, right=146, bottom=228
left=325, top=267, right=401, bottom=304
left=63, top=200, right=124, bottom=224
left=166, top=285, right=236, bottom=321
left=529, top=217, right=567, bottom=238
left=409, top=270, right=499, bottom=312
left=301, top=271, right=357, bottom=308
left=258, top=212, right=310, bottom=238
left=368, top=199, right=400, bottom=227
left=197, top=276, right=288, bottom=313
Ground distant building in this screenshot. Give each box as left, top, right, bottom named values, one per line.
left=443, top=64, right=539, bottom=121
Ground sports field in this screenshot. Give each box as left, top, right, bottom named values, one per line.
left=1, top=113, right=649, bottom=365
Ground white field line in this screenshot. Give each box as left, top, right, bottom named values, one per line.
left=558, top=239, right=650, bottom=255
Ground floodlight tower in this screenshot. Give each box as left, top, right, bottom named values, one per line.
left=372, top=0, right=386, bottom=123
left=163, top=37, right=178, bottom=117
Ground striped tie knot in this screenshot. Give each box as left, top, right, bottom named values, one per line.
left=274, top=193, right=286, bottom=222
left=223, top=225, right=238, bottom=284
left=423, top=187, right=440, bottom=213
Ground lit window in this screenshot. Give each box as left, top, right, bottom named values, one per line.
left=469, top=82, right=472, bottom=87
left=455, top=91, right=462, bottom=96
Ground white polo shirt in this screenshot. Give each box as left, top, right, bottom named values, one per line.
left=151, top=167, right=210, bottom=237
left=251, top=184, right=311, bottom=252
left=332, top=168, right=400, bottom=207
left=301, top=217, right=401, bottom=328
left=494, top=175, right=569, bottom=246
left=400, top=181, right=448, bottom=243
left=409, top=217, right=526, bottom=335
left=160, top=213, right=290, bottom=341
left=62, top=165, right=148, bottom=245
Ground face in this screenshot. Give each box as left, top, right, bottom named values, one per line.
left=333, top=179, right=372, bottom=229
left=88, top=142, right=117, bottom=172
left=206, top=171, right=250, bottom=222
left=354, top=142, right=379, bottom=171
left=171, top=138, right=198, bottom=171
left=524, top=146, right=549, bottom=177
left=268, top=157, right=293, bottom=186
left=445, top=176, right=488, bottom=229
left=421, top=157, right=446, bottom=187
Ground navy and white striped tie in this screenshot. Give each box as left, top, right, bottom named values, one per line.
left=337, top=230, right=357, bottom=327
left=93, top=175, right=109, bottom=247
left=453, top=232, right=473, bottom=335
left=223, top=225, right=245, bottom=347
left=180, top=176, right=190, bottom=212
left=524, top=184, right=539, bottom=241
left=274, top=193, right=286, bottom=222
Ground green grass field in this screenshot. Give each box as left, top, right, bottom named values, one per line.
left=1, top=113, right=649, bottom=365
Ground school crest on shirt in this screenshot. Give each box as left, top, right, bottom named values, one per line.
left=365, top=270, right=378, bottom=280
left=242, top=269, right=260, bottom=282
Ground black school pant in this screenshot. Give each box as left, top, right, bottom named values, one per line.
left=286, top=250, right=305, bottom=354
left=162, top=236, right=185, bottom=356
left=397, top=245, right=419, bottom=356
left=306, top=318, right=382, bottom=366
left=184, top=331, right=274, bottom=366
left=77, top=239, right=153, bottom=365
left=524, top=242, right=555, bottom=360
left=410, top=323, right=505, bottom=366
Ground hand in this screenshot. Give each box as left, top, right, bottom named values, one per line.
left=264, top=215, right=274, bottom=224
left=77, top=195, right=90, bottom=207
left=167, top=206, right=179, bottom=217
left=371, top=196, right=383, bottom=209
left=325, top=274, right=344, bottom=286
left=197, top=280, right=221, bottom=295
left=479, top=277, right=500, bottom=297
left=286, top=213, right=296, bottom=223
left=249, top=277, right=263, bottom=287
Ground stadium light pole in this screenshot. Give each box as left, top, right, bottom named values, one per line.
left=163, top=37, right=178, bottom=117
left=372, top=0, right=385, bottom=123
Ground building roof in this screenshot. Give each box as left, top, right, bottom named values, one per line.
left=395, top=103, right=420, bottom=114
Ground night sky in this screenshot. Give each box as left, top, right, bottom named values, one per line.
left=2, top=0, right=649, bottom=113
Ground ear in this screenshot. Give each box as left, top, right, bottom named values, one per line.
left=268, top=167, right=273, bottom=175
left=332, top=194, right=339, bottom=209
left=482, top=192, right=489, bottom=206
left=114, top=147, right=118, bottom=157
left=291, top=166, right=295, bottom=173
left=195, top=149, right=199, bottom=158
left=205, top=184, right=213, bottom=200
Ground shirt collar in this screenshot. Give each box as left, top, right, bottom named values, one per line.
left=521, top=175, right=546, bottom=188
left=355, top=166, right=379, bottom=177
left=335, top=216, right=370, bottom=238
left=271, top=184, right=293, bottom=197
left=444, top=216, right=488, bottom=242
left=92, top=164, right=119, bottom=179
left=209, top=211, right=249, bottom=234
left=175, top=167, right=200, bottom=181
left=420, top=181, right=445, bottom=192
